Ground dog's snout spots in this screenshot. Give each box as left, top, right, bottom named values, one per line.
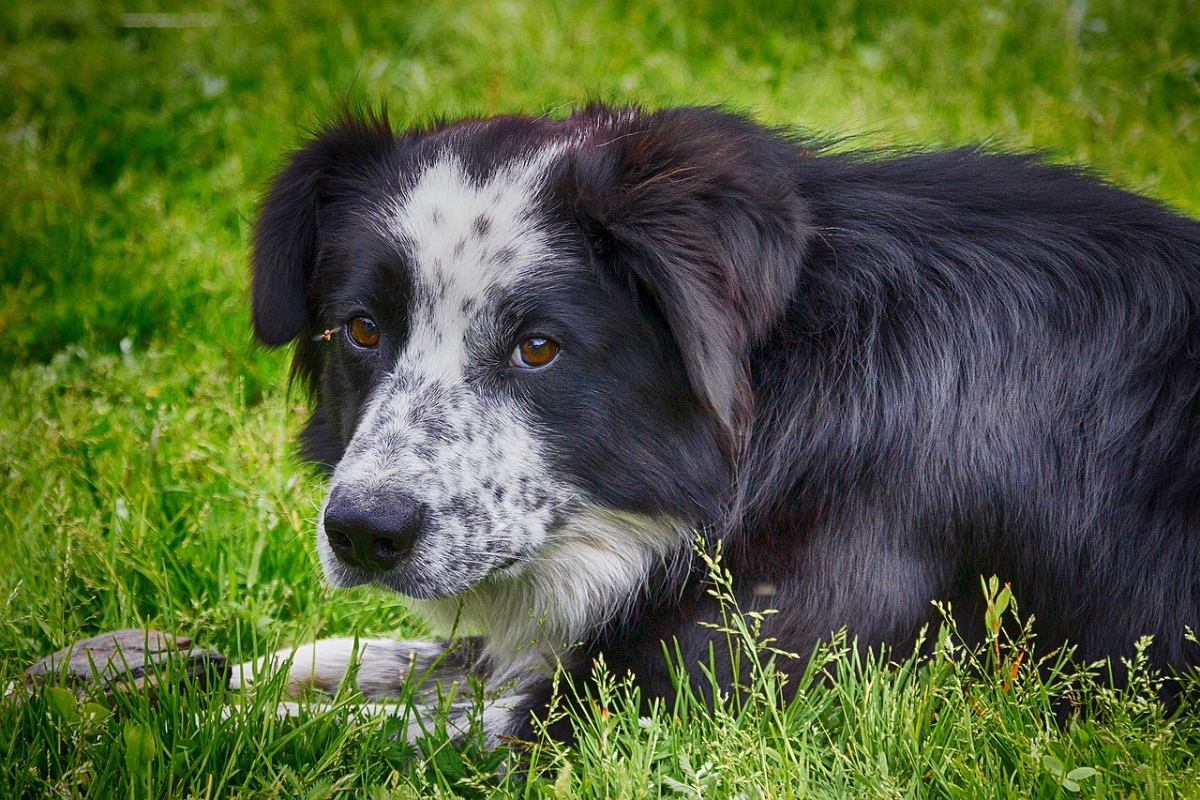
left=324, top=487, right=427, bottom=573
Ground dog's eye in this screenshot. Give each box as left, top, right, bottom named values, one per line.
left=346, top=316, right=380, bottom=348
left=510, top=337, right=559, bottom=369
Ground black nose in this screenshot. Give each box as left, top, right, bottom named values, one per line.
left=323, top=487, right=426, bottom=572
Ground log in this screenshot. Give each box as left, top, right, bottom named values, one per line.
left=17, top=628, right=228, bottom=702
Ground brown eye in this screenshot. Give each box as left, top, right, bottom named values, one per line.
left=510, top=337, right=559, bottom=369
left=347, top=316, right=380, bottom=348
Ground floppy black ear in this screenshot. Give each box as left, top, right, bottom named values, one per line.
left=251, top=111, right=396, bottom=345
left=568, top=106, right=812, bottom=440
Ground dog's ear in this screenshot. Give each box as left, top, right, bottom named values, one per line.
left=568, top=106, right=811, bottom=442
left=251, top=111, right=395, bottom=346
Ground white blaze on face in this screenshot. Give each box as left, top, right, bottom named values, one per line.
left=390, top=152, right=560, bottom=384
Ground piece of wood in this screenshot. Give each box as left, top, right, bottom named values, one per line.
left=18, top=628, right=228, bottom=702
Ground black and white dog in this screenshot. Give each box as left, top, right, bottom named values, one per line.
left=244, top=104, right=1200, bottom=742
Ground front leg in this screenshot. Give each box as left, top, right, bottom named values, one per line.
left=229, top=636, right=539, bottom=746
left=229, top=636, right=480, bottom=700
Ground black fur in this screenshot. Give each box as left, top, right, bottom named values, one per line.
left=252, top=104, right=1200, bottom=739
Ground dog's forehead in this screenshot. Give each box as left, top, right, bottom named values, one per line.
left=387, top=146, right=563, bottom=303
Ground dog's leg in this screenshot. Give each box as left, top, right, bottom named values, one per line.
left=228, top=636, right=534, bottom=746
left=228, top=637, right=479, bottom=699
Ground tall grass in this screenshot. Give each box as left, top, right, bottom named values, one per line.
left=2, top=0, right=1198, bottom=795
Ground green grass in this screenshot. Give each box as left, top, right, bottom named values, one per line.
left=2, top=0, right=1198, bottom=795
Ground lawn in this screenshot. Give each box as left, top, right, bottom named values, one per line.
left=2, top=0, right=1199, bottom=796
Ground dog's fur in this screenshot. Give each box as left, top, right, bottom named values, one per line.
left=243, top=103, right=1200, bottom=743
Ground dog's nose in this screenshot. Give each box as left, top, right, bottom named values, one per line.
left=323, top=488, right=425, bottom=572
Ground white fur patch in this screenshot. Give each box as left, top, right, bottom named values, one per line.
left=415, top=509, right=693, bottom=682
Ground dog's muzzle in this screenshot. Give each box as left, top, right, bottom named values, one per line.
left=323, top=486, right=426, bottom=573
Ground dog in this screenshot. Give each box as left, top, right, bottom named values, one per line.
left=242, top=103, right=1200, bottom=744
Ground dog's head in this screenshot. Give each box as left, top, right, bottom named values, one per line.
left=250, top=105, right=809, bottom=621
